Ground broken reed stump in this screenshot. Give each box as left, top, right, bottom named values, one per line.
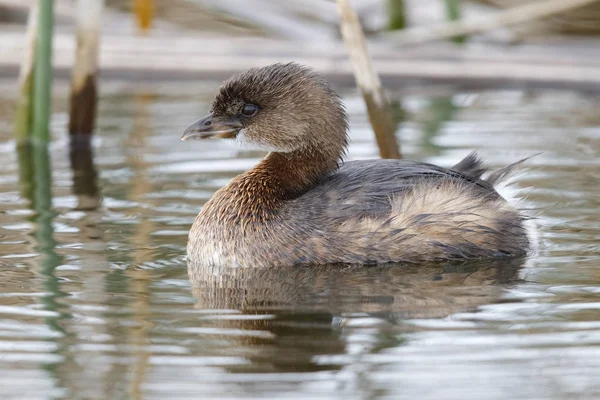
left=337, top=0, right=401, bottom=159
left=69, top=0, right=104, bottom=137
left=67, top=0, right=103, bottom=210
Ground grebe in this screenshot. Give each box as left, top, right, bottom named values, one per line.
left=182, top=63, right=530, bottom=268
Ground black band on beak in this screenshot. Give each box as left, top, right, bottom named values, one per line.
left=181, top=113, right=243, bottom=141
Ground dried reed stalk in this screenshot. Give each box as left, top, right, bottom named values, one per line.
left=337, top=0, right=401, bottom=159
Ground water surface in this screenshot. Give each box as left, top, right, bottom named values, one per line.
left=0, top=81, right=599, bottom=399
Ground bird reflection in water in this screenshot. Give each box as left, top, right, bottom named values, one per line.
left=187, top=259, right=525, bottom=374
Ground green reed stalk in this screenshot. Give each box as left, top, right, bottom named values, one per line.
left=388, top=0, right=406, bottom=31
left=32, top=0, right=54, bottom=143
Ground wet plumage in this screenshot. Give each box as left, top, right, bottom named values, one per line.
left=182, top=63, right=531, bottom=268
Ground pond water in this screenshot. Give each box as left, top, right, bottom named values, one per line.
left=0, top=80, right=599, bottom=399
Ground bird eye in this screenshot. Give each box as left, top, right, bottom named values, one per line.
left=241, top=104, right=258, bottom=117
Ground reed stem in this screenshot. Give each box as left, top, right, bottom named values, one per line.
left=388, top=0, right=406, bottom=31
left=337, top=0, right=401, bottom=159
left=14, top=3, right=39, bottom=143
left=32, top=0, right=54, bottom=143
left=69, top=0, right=104, bottom=136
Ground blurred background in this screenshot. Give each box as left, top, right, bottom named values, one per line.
left=0, top=1, right=599, bottom=399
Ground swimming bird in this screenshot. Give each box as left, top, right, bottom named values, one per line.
left=182, top=62, right=530, bottom=268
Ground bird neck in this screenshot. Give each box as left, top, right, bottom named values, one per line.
left=261, top=142, right=344, bottom=199
left=206, top=142, right=342, bottom=224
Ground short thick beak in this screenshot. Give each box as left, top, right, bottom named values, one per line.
left=181, top=113, right=242, bottom=141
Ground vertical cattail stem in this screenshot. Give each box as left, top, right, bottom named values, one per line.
left=387, top=0, right=406, bottom=31
left=337, top=0, right=401, bottom=159
left=32, top=0, right=54, bottom=143
left=69, top=0, right=104, bottom=136
left=15, top=3, right=39, bottom=143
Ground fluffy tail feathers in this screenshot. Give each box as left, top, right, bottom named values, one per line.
left=452, top=151, right=539, bottom=187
